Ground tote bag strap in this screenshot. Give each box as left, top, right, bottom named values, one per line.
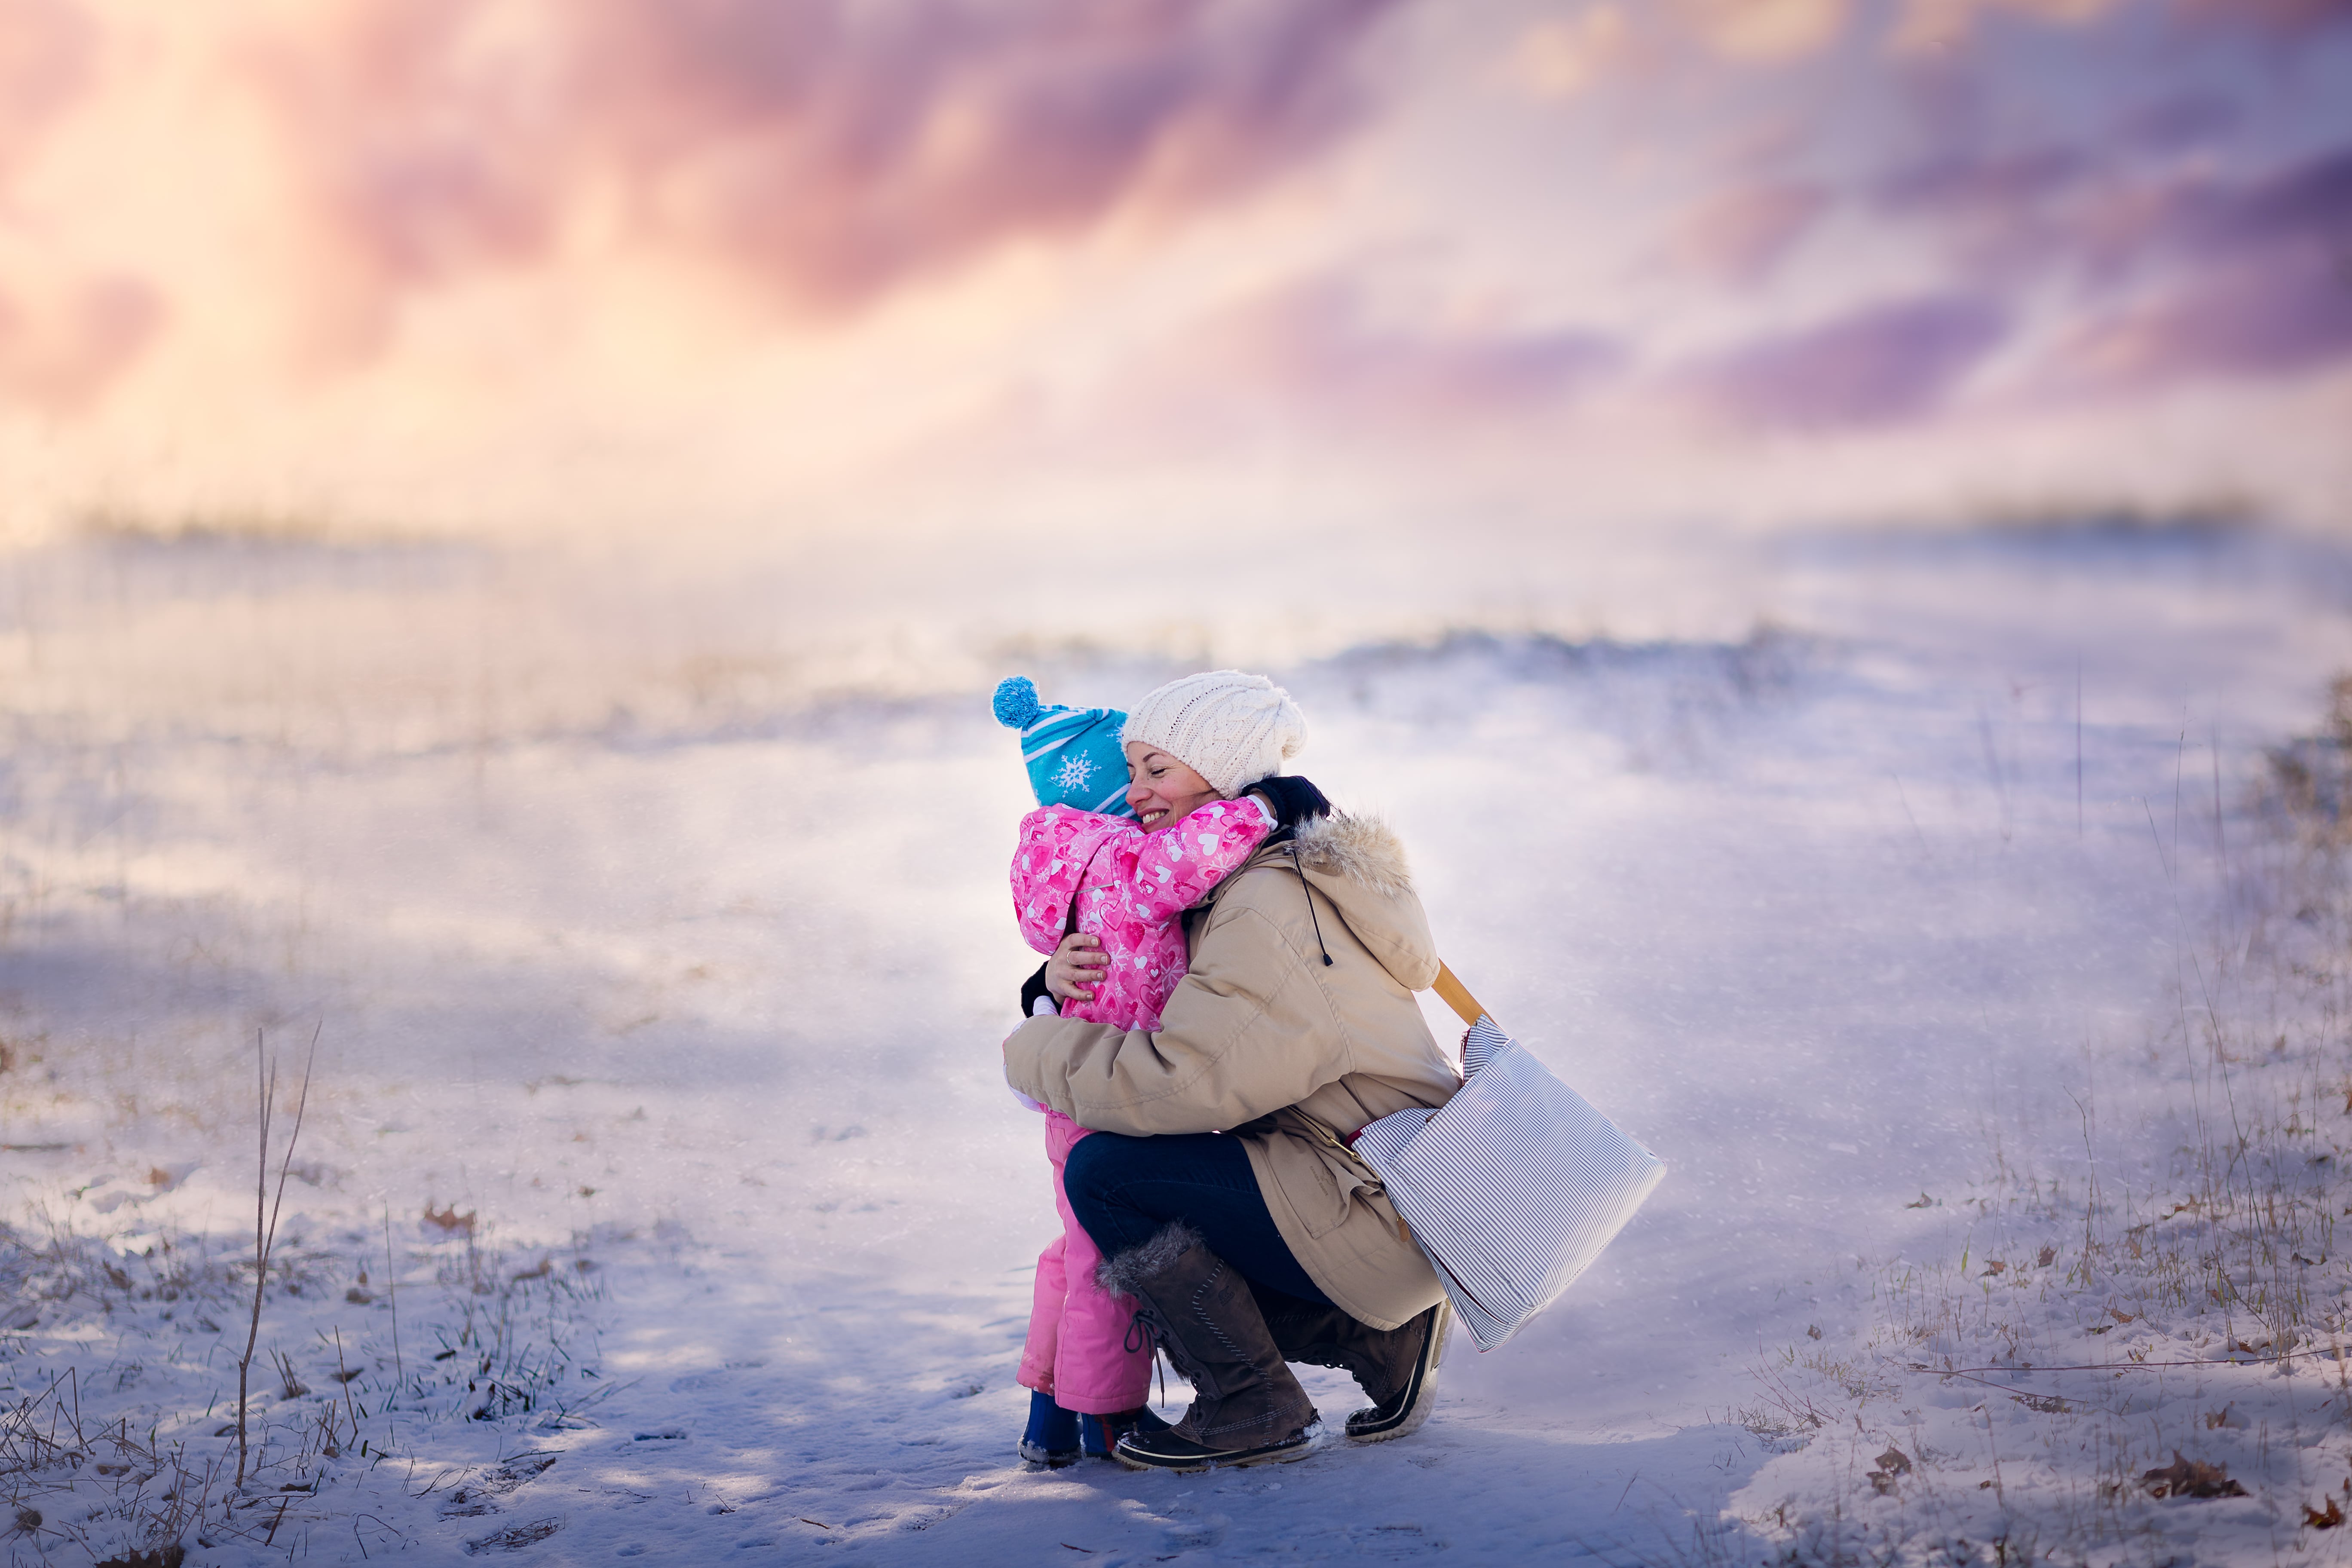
left=1431, top=962, right=1488, bottom=1028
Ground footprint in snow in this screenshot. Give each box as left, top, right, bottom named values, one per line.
left=461, top=1517, right=564, bottom=1555
left=440, top=1453, right=560, bottom=1519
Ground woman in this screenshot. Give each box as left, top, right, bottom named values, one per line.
left=1004, top=669, right=1460, bottom=1472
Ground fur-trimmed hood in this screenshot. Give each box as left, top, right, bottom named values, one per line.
left=1220, top=809, right=1439, bottom=995
left=1288, top=811, right=1413, bottom=899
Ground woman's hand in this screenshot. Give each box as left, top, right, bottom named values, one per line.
left=1045, top=931, right=1109, bottom=1003
left=1247, top=774, right=1331, bottom=832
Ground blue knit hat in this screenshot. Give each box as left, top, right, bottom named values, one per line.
left=993, top=677, right=1136, bottom=817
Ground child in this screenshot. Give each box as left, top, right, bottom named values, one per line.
left=993, top=676, right=1276, bottom=1465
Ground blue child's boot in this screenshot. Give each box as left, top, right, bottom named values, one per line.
left=1018, top=1390, right=1081, bottom=1468
left=1081, top=1407, right=1172, bottom=1460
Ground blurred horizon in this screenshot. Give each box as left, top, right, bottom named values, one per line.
left=1, top=0, right=2348, bottom=558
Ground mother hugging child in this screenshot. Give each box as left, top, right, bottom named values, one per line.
left=994, top=669, right=1460, bottom=1473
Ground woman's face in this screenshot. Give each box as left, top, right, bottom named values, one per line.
left=1126, top=742, right=1221, bottom=833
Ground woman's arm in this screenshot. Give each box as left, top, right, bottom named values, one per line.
left=1005, top=901, right=1344, bottom=1134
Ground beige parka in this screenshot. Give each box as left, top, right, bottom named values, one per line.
left=1002, top=812, right=1460, bottom=1330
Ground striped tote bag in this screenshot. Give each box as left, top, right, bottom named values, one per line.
left=1354, top=968, right=1666, bottom=1352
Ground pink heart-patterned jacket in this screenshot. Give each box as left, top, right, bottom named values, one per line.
left=1011, top=796, right=1277, bottom=1031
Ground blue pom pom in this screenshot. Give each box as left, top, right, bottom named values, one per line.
left=992, top=675, right=1042, bottom=728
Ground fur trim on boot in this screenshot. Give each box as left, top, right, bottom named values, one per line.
left=1094, top=1221, right=1202, bottom=1299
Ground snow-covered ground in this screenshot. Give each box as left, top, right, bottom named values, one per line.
left=5, top=514, right=2352, bottom=1565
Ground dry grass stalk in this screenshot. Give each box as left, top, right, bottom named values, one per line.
left=234, top=1025, right=318, bottom=1490
left=383, top=1205, right=402, bottom=1387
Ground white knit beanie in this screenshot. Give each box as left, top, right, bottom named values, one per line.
left=1122, top=670, right=1306, bottom=797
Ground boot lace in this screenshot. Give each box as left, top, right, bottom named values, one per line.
left=1124, top=1310, right=1168, bottom=1409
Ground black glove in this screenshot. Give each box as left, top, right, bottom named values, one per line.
left=1020, top=962, right=1057, bottom=1018
left=1248, top=774, right=1332, bottom=833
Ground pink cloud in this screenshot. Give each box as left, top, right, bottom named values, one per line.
left=0, top=273, right=163, bottom=411
left=0, top=0, right=96, bottom=181
left=1660, top=182, right=1830, bottom=284
left=249, top=0, right=1406, bottom=357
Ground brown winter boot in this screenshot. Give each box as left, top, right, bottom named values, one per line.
left=1252, top=1284, right=1452, bottom=1442
left=1094, top=1224, right=1320, bottom=1472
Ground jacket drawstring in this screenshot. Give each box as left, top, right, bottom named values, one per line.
left=1285, top=845, right=1333, bottom=967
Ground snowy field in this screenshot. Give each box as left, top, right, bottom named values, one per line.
left=6, top=514, right=2352, bottom=1565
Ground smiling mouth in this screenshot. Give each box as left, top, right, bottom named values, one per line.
left=1140, top=807, right=1169, bottom=827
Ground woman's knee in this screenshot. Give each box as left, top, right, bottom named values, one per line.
left=1060, top=1131, right=1144, bottom=1249
left=1061, top=1129, right=1127, bottom=1206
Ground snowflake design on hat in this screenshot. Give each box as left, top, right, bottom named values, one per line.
left=1051, top=754, right=1099, bottom=793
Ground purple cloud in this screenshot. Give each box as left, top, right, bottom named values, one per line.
left=1870, top=131, right=2352, bottom=277
left=2118, top=94, right=2245, bottom=153
left=2063, top=253, right=2352, bottom=384
left=1851, top=126, right=2352, bottom=392
left=1856, top=148, right=2094, bottom=288
left=2160, top=144, right=2352, bottom=264
left=2177, top=0, right=2352, bottom=36
left=1680, top=295, right=2010, bottom=430
left=587, top=0, right=1401, bottom=299
left=251, top=0, right=1406, bottom=355
left=1870, top=146, right=2091, bottom=223
left=1212, top=278, right=1625, bottom=420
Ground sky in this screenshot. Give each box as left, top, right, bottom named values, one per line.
left=0, top=0, right=2348, bottom=550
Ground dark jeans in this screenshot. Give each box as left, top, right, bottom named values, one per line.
left=1062, top=1130, right=1333, bottom=1307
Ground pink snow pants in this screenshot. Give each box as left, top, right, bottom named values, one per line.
left=1017, top=1111, right=1153, bottom=1415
